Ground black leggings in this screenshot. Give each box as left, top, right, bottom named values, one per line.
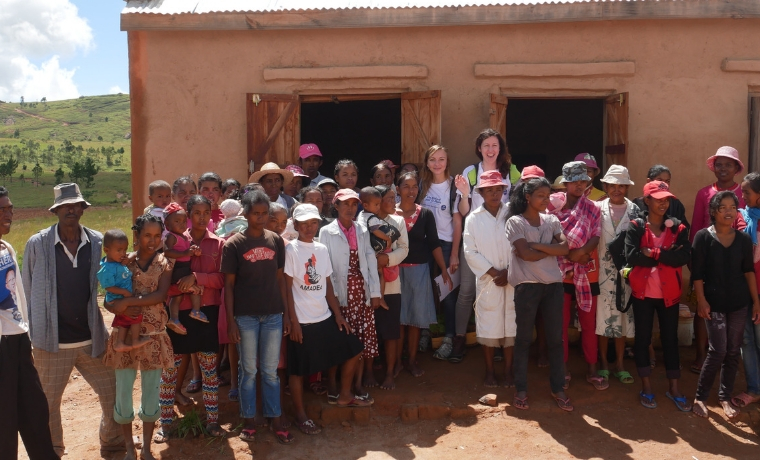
left=632, top=297, right=681, bottom=379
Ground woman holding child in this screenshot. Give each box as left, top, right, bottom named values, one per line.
left=103, top=214, right=174, bottom=460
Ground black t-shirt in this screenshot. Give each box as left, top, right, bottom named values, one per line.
left=691, top=228, right=754, bottom=313
left=400, top=207, right=441, bottom=265
left=55, top=242, right=92, bottom=343
left=221, top=230, right=286, bottom=316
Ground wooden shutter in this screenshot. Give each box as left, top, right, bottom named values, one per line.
left=750, top=96, right=760, bottom=171
left=246, top=93, right=300, bottom=175
left=604, top=92, right=629, bottom=168
left=401, top=90, right=441, bottom=167
left=489, top=93, right=508, bottom=140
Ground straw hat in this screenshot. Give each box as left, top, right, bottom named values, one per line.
left=551, top=176, right=566, bottom=190
left=248, top=162, right=294, bottom=186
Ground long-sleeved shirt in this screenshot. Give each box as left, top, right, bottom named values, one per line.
left=168, top=229, right=225, bottom=310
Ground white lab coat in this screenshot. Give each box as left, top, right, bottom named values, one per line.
left=463, top=203, right=516, bottom=340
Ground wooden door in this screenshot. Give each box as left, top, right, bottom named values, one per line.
left=489, top=93, right=508, bottom=140
left=750, top=96, right=760, bottom=171
left=401, top=90, right=441, bottom=167
left=246, top=93, right=300, bottom=175
left=604, top=92, right=629, bottom=168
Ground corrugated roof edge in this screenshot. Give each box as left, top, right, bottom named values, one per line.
left=121, top=0, right=760, bottom=31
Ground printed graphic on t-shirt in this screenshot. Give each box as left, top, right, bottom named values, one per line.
left=243, top=247, right=276, bottom=262
left=0, top=249, right=21, bottom=323
left=423, top=194, right=446, bottom=212
left=303, top=254, right=323, bottom=290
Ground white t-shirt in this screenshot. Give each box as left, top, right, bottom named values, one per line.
left=285, top=239, right=333, bottom=324
left=455, top=163, right=511, bottom=214
left=0, top=248, right=26, bottom=335
left=421, top=180, right=455, bottom=242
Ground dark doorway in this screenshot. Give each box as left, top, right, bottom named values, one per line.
left=301, top=99, right=402, bottom=187
left=506, top=98, right=604, bottom=186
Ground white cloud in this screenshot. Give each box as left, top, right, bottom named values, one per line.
left=109, top=85, right=125, bottom=95
left=0, top=0, right=93, bottom=101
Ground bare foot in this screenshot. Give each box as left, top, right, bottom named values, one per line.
left=363, top=375, right=379, bottom=388
left=175, top=392, right=192, bottom=406
left=131, top=336, right=152, bottom=350
left=483, top=372, right=498, bottom=388
left=140, top=447, right=157, bottom=460
left=720, top=400, right=739, bottom=420
left=502, top=376, right=515, bottom=388
left=537, top=355, right=549, bottom=368
left=380, top=375, right=395, bottom=390
left=406, top=361, right=424, bottom=377
left=693, top=400, right=709, bottom=418
left=393, top=359, right=403, bottom=378
left=114, top=342, right=133, bottom=353
left=123, top=448, right=137, bottom=460
left=254, top=414, right=268, bottom=427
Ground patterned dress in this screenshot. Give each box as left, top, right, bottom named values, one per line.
left=102, top=253, right=174, bottom=370
left=340, top=250, right=379, bottom=359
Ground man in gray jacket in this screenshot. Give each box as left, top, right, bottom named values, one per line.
left=22, top=183, right=123, bottom=457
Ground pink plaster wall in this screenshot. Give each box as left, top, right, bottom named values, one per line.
left=128, top=19, right=760, bottom=218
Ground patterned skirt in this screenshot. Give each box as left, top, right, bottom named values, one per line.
left=340, top=250, right=379, bottom=359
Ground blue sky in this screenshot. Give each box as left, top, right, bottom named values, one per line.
left=0, top=0, right=129, bottom=101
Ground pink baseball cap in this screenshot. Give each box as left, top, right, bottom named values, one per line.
left=707, top=146, right=744, bottom=173
left=574, top=153, right=599, bottom=172
left=299, top=143, right=322, bottom=159
left=381, top=159, right=399, bottom=170
left=332, top=188, right=360, bottom=204
left=520, top=165, right=545, bottom=180
left=643, top=180, right=676, bottom=200
left=475, top=170, right=506, bottom=189
left=285, top=164, right=309, bottom=178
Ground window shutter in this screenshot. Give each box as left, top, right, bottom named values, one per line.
left=489, top=93, right=508, bottom=140
left=246, top=93, right=300, bottom=174
left=401, top=90, right=441, bottom=167
left=604, top=92, right=629, bottom=168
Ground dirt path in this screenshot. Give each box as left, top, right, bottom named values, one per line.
left=17, top=308, right=760, bottom=459
left=14, top=107, right=69, bottom=126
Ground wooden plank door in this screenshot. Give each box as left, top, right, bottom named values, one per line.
left=749, top=96, right=760, bottom=171
left=246, top=93, right=300, bottom=176
left=401, top=90, right=441, bottom=167
left=489, top=93, right=508, bottom=140
left=604, top=92, right=629, bottom=168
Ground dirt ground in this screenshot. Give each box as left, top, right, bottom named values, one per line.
left=18, top=309, right=760, bottom=460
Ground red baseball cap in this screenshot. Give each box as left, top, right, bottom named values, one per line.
left=299, top=143, right=322, bottom=159
left=163, top=202, right=184, bottom=217
left=475, top=170, right=506, bottom=189
left=520, top=165, right=545, bottom=180
left=332, top=188, right=360, bottom=204
left=285, top=164, right=309, bottom=178
left=643, top=180, right=675, bottom=200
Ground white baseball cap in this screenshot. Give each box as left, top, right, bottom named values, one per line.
left=292, top=204, right=322, bottom=222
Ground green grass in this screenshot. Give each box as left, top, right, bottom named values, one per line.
left=5, top=206, right=134, bottom=270
left=1, top=171, right=132, bottom=208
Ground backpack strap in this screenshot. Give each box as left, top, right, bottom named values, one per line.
left=467, top=163, right=479, bottom=191
left=448, top=178, right=457, bottom=216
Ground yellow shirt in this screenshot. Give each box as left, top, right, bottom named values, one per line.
left=586, top=187, right=607, bottom=202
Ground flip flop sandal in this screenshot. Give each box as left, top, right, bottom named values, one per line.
left=639, top=392, right=657, bottom=409
left=586, top=375, right=609, bottom=391
left=355, top=393, right=374, bottom=404
left=297, top=419, right=322, bottom=435
left=189, top=310, right=209, bottom=323
left=205, top=423, right=224, bottom=438
left=512, top=395, right=529, bottom=410
left=597, top=369, right=610, bottom=380
left=239, top=428, right=256, bottom=442
left=166, top=320, right=187, bottom=335
left=550, top=393, right=574, bottom=412
left=612, top=371, right=634, bottom=384
left=310, top=381, right=328, bottom=395
left=228, top=388, right=239, bottom=402
left=690, top=362, right=703, bottom=374
left=153, top=429, right=172, bottom=444
left=337, top=397, right=372, bottom=408
left=666, top=392, right=692, bottom=412
left=731, top=392, right=760, bottom=408
left=563, top=374, right=571, bottom=390
left=271, top=426, right=294, bottom=444
left=185, top=379, right=202, bottom=393
left=327, top=393, right=339, bottom=405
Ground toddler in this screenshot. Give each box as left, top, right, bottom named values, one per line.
left=97, top=229, right=150, bottom=352
left=163, top=202, right=204, bottom=335
left=215, top=198, right=247, bottom=238
left=144, top=180, right=172, bottom=218
left=360, top=187, right=400, bottom=311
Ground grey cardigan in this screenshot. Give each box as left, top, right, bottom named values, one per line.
left=21, top=225, right=108, bottom=357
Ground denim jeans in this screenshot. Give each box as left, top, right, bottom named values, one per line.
left=454, top=245, right=476, bottom=335
left=741, top=306, right=760, bottom=395
left=696, top=307, right=747, bottom=402
left=235, top=314, right=283, bottom=418
left=433, top=240, right=458, bottom=338
left=514, top=283, right=565, bottom=394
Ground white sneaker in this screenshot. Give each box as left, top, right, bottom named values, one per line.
left=433, top=337, right=453, bottom=360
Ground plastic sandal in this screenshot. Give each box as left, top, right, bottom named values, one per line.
left=550, top=393, right=574, bottom=412
left=186, top=379, right=202, bottom=393
left=166, top=319, right=187, bottom=335
left=586, top=375, right=609, bottom=391
left=666, top=392, right=692, bottom=412
left=297, top=419, right=321, bottom=435
left=597, top=369, right=610, bottom=380
left=189, top=310, right=209, bottom=323
left=337, top=397, right=372, bottom=408
left=228, top=388, right=239, bottom=402
left=640, top=391, right=657, bottom=409
left=731, top=392, right=760, bottom=408
left=239, top=428, right=255, bottom=442
left=270, top=426, right=294, bottom=444
left=612, top=371, right=634, bottom=384
left=327, top=393, right=338, bottom=405
left=512, top=395, right=529, bottom=410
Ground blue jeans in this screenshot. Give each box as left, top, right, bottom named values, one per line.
left=741, top=306, right=760, bottom=394
left=235, top=314, right=283, bottom=419
left=434, top=240, right=458, bottom=338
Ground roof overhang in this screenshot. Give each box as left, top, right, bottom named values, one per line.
left=121, top=0, right=760, bottom=31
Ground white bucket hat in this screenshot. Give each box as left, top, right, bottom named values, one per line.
left=600, top=165, right=634, bottom=185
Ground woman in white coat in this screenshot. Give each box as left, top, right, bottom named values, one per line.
left=463, top=171, right=516, bottom=388
left=596, top=165, right=639, bottom=385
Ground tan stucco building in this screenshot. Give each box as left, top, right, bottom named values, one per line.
left=122, top=0, right=760, bottom=218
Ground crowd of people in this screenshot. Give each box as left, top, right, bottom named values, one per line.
left=2, top=129, right=760, bottom=459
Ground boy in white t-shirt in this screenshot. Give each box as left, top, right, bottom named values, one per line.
left=284, top=204, right=370, bottom=435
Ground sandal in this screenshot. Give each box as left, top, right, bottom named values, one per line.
left=205, top=423, right=224, bottom=438
left=550, top=393, right=574, bottom=412
left=586, top=375, right=609, bottom=391
left=563, top=374, right=571, bottom=390
left=666, top=392, right=692, bottom=412
left=166, top=319, right=187, bottom=335
left=512, top=394, right=529, bottom=410
left=228, top=388, right=239, bottom=402
left=355, top=392, right=374, bottom=404
left=297, top=419, right=321, bottom=435
left=640, top=391, right=657, bottom=409
left=690, top=362, right=703, bottom=375
left=337, top=397, right=372, bottom=408
left=270, top=426, right=294, bottom=444
left=597, top=369, right=610, bottom=380
left=218, top=374, right=231, bottom=387
left=186, top=379, right=202, bottom=393
left=239, top=428, right=256, bottom=442
left=327, top=393, right=339, bottom=405
left=310, top=381, right=328, bottom=395
left=153, top=428, right=172, bottom=444
left=731, top=392, right=760, bottom=408
left=612, top=371, right=634, bottom=384
left=189, top=310, right=209, bottom=323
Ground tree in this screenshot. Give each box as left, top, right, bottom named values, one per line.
left=0, top=157, right=19, bottom=184
left=41, top=97, right=46, bottom=103
left=32, top=163, right=42, bottom=186
left=19, top=96, right=24, bottom=107
left=68, top=162, right=83, bottom=185
left=97, top=135, right=103, bottom=141
left=18, top=174, right=24, bottom=186
left=54, top=167, right=65, bottom=185
left=105, top=117, right=109, bottom=122
left=13, top=129, right=19, bottom=138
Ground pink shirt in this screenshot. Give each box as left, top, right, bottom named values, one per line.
left=690, top=183, right=746, bottom=242
left=644, top=232, right=667, bottom=299
left=338, top=220, right=358, bottom=251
